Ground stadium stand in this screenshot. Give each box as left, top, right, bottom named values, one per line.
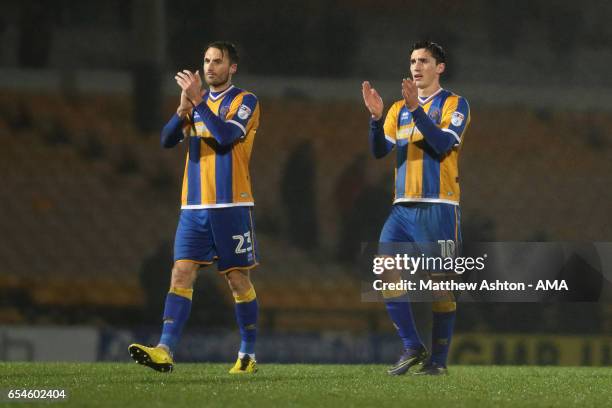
left=1, top=91, right=611, bottom=332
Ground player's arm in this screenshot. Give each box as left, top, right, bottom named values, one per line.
left=369, top=117, right=395, bottom=159
left=402, top=79, right=464, bottom=156
left=175, top=70, right=247, bottom=147
left=192, top=101, right=245, bottom=147
left=411, top=106, right=455, bottom=155
left=223, top=93, right=259, bottom=140
left=160, top=114, right=186, bottom=148
left=194, top=92, right=258, bottom=147
left=362, top=81, right=395, bottom=158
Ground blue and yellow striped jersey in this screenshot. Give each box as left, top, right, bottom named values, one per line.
left=181, top=85, right=260, bottom=208
left=383, top=88, right=470, bottom=205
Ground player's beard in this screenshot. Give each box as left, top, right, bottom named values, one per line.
left=205, top=71, right=230, bottom=89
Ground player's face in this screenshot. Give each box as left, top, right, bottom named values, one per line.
left=410, top=49, right=445, bottom=89
left=203, top=47, right=237, bottom=89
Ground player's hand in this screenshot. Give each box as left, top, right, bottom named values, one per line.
left=401, top=78, right=419, bottom=112
left=175, top=70, right=203, bottom=106
left=362, top=81, right=384, bottom=120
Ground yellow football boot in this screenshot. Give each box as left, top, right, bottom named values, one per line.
left=229, top=355, right=258, bottom=374
left=128, top=344, right=174, bottom=373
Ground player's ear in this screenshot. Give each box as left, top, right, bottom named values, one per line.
left=436, top=63, right=446, bottom=75
left=230, top=63, right=238, bottom=75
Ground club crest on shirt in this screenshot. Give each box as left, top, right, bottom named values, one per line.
left=237, top=104, right=252, bottom=120
left=219, top=106, right=230, bottom=120
left=451, top=111, right=465, bottom=127
left=428, top=108, right=441, bottom=123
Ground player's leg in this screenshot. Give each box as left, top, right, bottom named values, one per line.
left=412, top=203, right=460, bottom=375
left=225, top=269, right=258, bottom=374
left=379, top=205, right=427, bottom=375
left=129, top=209, right=215, bottom=372
left=412, top=296, right=455, bottom=375
left=210, top=206, right=259, bottom=374
left=157, top=261, right=199, bottom=354
left=129, top=261, right=199, bottom=373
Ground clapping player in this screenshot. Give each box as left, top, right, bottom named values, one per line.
left=362, top=41, right=470, bottom=375
left=129, top=42, right=261, bottom=374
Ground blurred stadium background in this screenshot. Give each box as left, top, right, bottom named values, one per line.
left=1, top=0, right=611, bottom=365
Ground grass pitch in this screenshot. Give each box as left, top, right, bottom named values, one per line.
left=2, top=363, right=611, bottom=407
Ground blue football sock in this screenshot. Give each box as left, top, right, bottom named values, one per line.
left=158, top=288, right=192, bottom=354
left=234, top=287, right=258, bottom=356
left=431, top=310, right=456, bottom=366
left=384, top=294, right=423, bottom=350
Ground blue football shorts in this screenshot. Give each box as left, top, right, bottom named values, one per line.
left=173, top=206, right=258, bottom=273
left=379, top=202, right=461, bottom=258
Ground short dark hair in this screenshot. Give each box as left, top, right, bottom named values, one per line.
left=205, top=41, right=240, bottom=64
left=410, top=41, right=446, bottom=64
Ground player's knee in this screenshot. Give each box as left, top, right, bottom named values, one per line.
left=432, top=287, right=455, bottom=302
left=171, top=261, right=198, bottom=288
left=226, top=270, right=252, bottom=297
left=381, top=267, right=402, bottom=284
left=432, top=300, right=456, bottom=313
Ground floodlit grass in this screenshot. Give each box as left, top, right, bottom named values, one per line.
left=1, top=363, right=611, bottom=407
